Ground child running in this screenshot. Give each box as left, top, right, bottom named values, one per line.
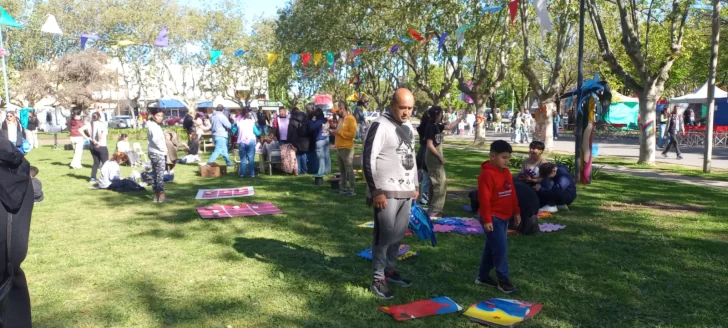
left=475, top=140, right=521, bottom=293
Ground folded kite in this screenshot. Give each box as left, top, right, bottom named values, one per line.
left=409, top=203, right=437, bottom=246
left=463, top=298, right=542, bottom=327
left=379, top=296, right=462, bottom=321
left=356, top=245, right=417, bottom=261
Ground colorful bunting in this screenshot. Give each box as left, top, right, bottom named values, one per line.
left=210, top=50, right=222, bottom=65
left=508, top=0, right=519, bottom=25
left=389, top=44, right=399, bottom=53
left=80, top=33, right=99, bottom=50
left=408, top=29, right=424, bottom=41
left=0, top=6, right=23, bottom=28
left=301, top=53, right=311, bottom=67
left=313, top=52, right=323, bottom=65
left=456, top=24, right=473, bottom=35
left=267, top=53, right=278, bottom=66
left=290, top=53, right=300, bottom=67
left=533, top=0, right=553, bottom=37
left=154, top=27, right=169, bottom=47
left=482, top=5, right=503, bottom=14
left=438, top=32, right=448, bottom=52
left=325, top=52, right=334, bottom=66
left=347, top=48, right=365, bottom=62
left=41, top=15, right=63, bottom=35
left=234, top=49, right=245, bottom=57
left=400, top=36, right=414, bottom=44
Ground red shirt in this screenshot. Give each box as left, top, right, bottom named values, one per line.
left=477, top=161, right=520, bottom=224
left=69, top=119, right=83, bottom=137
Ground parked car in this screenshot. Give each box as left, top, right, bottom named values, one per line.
left=165, top=117, right=184, bottom=126
left=109, top=115, right=134, bottom=129
left=365, top=112, right=380, bottom=123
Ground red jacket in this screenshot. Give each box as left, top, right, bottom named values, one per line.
left=478, top=161, right=520, bottom=224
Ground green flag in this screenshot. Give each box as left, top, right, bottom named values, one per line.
left=0, top=6, right=23, bottom=28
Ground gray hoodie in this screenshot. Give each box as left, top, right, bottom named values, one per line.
left=147, top=120, right=168, bottom=156
left=362, top=112, right=418, bottom=199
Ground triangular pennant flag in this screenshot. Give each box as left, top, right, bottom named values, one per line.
left=0, top=6, right=23, bottom=28
left=267, top=53, right=278, bottom=66
left=456, top=24, right=473, bottom=35
left=234, top=49, right=245, bottom=57
left=290, top=53, right=300, bottom=67
left=390, top=44, right=399, bottom=53
left=330, top=60, right=336, bottom=74
left=301, top=53, right=311, bottom=67
left=210, top=50, right=222, bottom=65
left=117, top=40, right=136, bottom=46
left=456, top=32, right=465, bottom=47
left=313, top=53, right=323, bottom=65
left=408, top=29, right=424, bottom=41
left=81, top=37, right=88, bottom=49
left=326, top=52, right=334, bottom=66
left=347, top=48, right=365, bottom=62
left=155, top=27, right=169, bottom=47
left=482, top=5, right=503, bottom=14
left=80, top=33, right=98, bottom=49
left=438, top=32, right=449, bottom=52
left=400, top=36, right=414, bottom=44
left=41, top=14, right=63, bottom=35
left=533, top=0, right=553, bottom=37
left=508, top=0, right=519, bottom=25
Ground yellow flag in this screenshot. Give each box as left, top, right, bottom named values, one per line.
left=116, top=40, right=136, bottom=46
left=267, top=53, right=278, bottom=66
left=313, top=53, right=323, bottom=66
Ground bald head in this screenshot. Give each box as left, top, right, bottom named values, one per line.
left=390, top=88, right=415, bottom=123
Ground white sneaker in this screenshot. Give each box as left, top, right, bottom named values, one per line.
left=557, top=205, right=570, bottom=211
left=540, top=205, right=559, bottom=213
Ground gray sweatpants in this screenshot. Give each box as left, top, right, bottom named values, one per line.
left=372, top=198, right=412, bottom=281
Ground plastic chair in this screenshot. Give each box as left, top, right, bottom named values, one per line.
left=133, top=142, right=148, bottom=163
left=267, top=150, right=281, bottom=175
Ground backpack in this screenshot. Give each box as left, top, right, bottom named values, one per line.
left=408, top=203, right=437, bottom=246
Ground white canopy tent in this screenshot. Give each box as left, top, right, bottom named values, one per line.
left=212, top=96, right=241, bottom=109
left=669, top=82, right=728, bottom=104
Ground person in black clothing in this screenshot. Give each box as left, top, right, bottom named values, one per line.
left=662, top=106, right=684, bottom=160
left=182, top=108, right=198, bottom=156
left=0, top=133, right=34, bottom=328
left=423, top=106, right=465, bottom=217
left=256, top=107, right=269, bottom=138
left=287, top=107, right=310, bottom=174
left=535, top=163, right=577, bottom=212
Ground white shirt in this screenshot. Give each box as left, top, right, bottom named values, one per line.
left=98, top=160, right=121, bottom=189
left=117, top=140, right=130, bottom=153
left=82, top=121, right=108, bottom=147
left=6, top=122, right=18, bottom=143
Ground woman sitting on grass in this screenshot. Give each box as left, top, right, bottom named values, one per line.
left=518, top=141, right=549, bottom=186
left=116, top=134, right=142, bottom=166
left=95, top=152, right=129, bottom=189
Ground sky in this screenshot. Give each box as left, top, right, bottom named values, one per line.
left=182, top=0, right=289, bottom=29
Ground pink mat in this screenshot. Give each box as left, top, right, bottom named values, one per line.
left=539, top=223, right=566, bottom=232
left=197, top=203, right=283, bottom=219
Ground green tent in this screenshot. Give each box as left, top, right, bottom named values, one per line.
left=604, top=93, right=639, bottom=130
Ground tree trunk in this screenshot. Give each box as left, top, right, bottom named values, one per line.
left=473, top=99, right=488, bottom=145
left=638, top=91, right=658, bottom=164
left=535, top=101, right=556, bottom=151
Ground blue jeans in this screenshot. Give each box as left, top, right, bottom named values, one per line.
left=658, top=123, right=666, bottom=147
left=553, top=121, right=560, bottom=138
left=315, top=139, right=331, bottom=176
left=307, top=150, right=318, bottom=174
left=478, top=217, right=510, bottom=280
left=208, top=136, right=232, bottom=165
left=419, top=170, right=431, bottom=203
left=238, top=140, right=256, bottom=177
left=296, top=152, right=308, bottom=174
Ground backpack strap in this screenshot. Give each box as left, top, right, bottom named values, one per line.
left=0, top=213, right=14, bottom=301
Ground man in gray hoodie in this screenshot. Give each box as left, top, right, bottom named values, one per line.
left=363, top=88, right=418, bottom=300
left=207, top=105, right=233, bottom=166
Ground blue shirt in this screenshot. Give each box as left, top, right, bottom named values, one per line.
left=210, top=111, right=231, bottom=137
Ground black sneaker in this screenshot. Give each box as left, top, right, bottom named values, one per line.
left=498, top=279, right=518, bottom=294
left=370, top=280, right=394, bottom=300
left=385, top=271, right=412, bottom=287
left=475, top=276, right=498, bottom=288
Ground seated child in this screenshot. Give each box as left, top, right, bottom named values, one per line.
left=96, top=152, right=129, bottom=189
left=116, top=134, right=142, bottom=166
left=518, top=141, right=548, bottom=185
left=476, top=140, right=520, bottom=294
left=30, top=166, right=43, bottom=203
left=535, top=162, right=576, bottom=212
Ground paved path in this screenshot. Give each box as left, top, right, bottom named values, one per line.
left=444, top=136, right=728, bottom=189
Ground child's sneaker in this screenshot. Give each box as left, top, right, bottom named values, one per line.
left=344, top=190, right=356, bottom=197
left=539, top=205, right=558, bottom=213
left=385, top=271, right=412, bottom=287
left=475, top=276, right=498, bottom=288
left=498, top=279, right=518, bottom=294
left=370, top=280, right=394, bottom=300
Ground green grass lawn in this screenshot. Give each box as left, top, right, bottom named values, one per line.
left=445, top=140, right=728, bottom=182
left=24, top=145, right=728, bottom=327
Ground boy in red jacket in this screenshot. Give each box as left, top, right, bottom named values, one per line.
left=475, top=140, right=521, bottom=293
